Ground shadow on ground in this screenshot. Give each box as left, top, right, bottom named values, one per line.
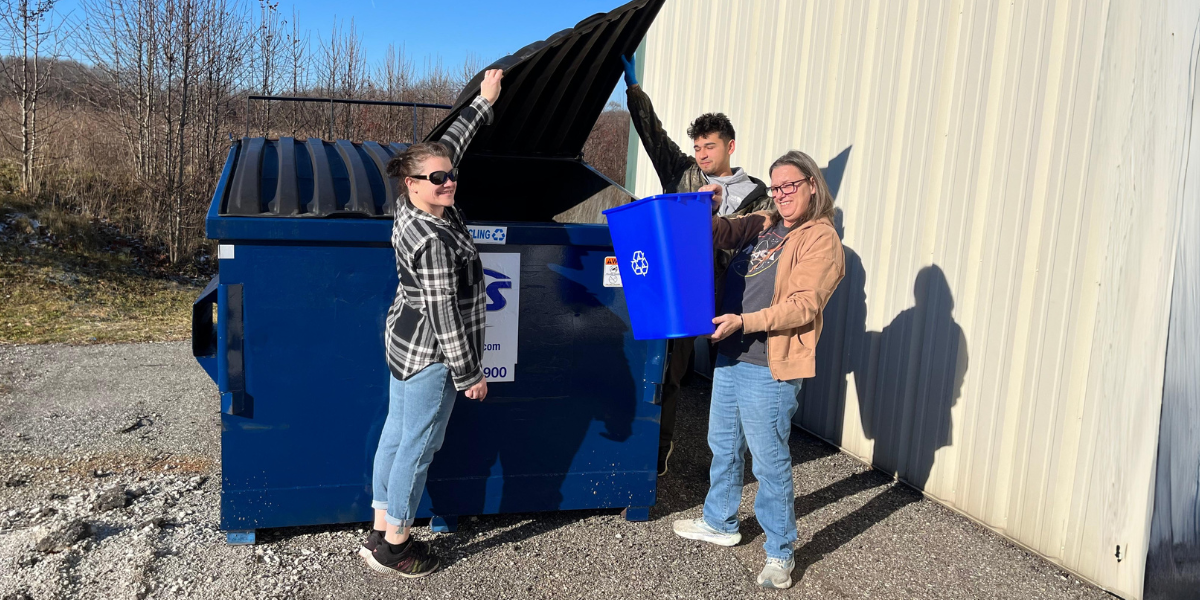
left=652, top=376, right=923, bottom=579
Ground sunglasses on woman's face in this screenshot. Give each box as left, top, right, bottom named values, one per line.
left=409, top=168, right=459, bottom=186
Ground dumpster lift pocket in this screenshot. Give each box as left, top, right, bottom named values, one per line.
left=217, top=284, right=249, bottom=417
left=192, top=277, right=250, bottom=417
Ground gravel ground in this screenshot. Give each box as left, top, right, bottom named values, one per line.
left=0, top=342, right=1115, bottom=600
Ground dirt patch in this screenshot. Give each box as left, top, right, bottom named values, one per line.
left=4, top=453, right=217, bottom=484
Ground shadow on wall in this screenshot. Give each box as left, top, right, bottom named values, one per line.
left=850, top=264, right=967, bottom=489
left=807, top=146, right=969, bottom=492
left=823, top=145, right=852, bottom=200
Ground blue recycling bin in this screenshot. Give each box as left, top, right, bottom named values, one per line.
left=603, top=192, right=717, bottom=340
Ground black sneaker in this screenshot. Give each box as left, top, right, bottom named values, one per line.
left=367, top=538, right=440, bottom=578
left=658, top=441, right=674, bottom=477
left=357, top=529, right=384, bottom=560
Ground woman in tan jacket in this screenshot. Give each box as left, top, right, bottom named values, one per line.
left=672, top=150, right=846, bottom=589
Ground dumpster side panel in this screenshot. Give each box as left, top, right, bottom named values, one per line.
left=215, top=234, right=661, bottom=531
left=218, top=243, right=394, bottom=530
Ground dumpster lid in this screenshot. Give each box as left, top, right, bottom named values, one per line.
left=424, top=0, right=664, bottom=160
left=218, top=137, right=412, bottom=218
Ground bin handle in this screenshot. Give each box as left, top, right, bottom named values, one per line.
left=192, top=275, right=220, bottom=358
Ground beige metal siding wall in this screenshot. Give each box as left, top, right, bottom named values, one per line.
left=630, top=1, right=1200, bottom=597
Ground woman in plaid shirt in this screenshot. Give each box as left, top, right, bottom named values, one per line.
left=362, top=69, right=504, bottom=579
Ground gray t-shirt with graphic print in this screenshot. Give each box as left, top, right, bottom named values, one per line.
left=718, top=220, right=790, bottom=365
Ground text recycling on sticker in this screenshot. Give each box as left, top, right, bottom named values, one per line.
left=468, top=226, right=508, bottom=244
left=603, top=256, right=622, bottom=287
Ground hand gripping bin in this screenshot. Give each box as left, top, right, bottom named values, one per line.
left=192, top=0, right=669, bottom=544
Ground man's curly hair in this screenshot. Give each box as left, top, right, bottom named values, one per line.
left=686, top=113, right=736, bottom=142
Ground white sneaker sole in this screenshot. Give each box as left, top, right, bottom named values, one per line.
left=672, top=522, right=741, bottom=547
left=758, top=576, right=794, bottom=589
left=364, top=550, right=440, bottom=579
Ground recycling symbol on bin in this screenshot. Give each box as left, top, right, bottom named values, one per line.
left=631, top=251, right=650, bottom=276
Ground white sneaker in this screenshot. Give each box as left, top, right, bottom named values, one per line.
left=672, top=518, right=741, bottom=547
left=757, top=557, right=795, bottom=589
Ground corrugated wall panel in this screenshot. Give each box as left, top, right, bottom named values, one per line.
left=1145, top=5, right=1200, bottom=594
left=628, top=1, right=1200, bottom=597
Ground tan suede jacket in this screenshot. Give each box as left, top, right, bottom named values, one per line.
left=712, top=212, right=846, bottom=380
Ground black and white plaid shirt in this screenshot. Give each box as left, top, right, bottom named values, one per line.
left=386, top=95, right=493, bottom=391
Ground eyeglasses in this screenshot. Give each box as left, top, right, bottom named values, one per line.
left=409, top=168, right=459, bottom=186
left=769, top=177, right=811, bottom=197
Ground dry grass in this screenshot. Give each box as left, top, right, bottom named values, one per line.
left=0, top=196, right=206, bottom=345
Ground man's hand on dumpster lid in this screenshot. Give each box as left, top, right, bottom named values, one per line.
left=710, top=313, right=743, bottom=342
left=699, top=183, right=722, bottom=210
left=465, top=378, right=488, bottom=401
left=620, top=55, right=638, bottom=88
left=481, top=69, right=504, bottom=105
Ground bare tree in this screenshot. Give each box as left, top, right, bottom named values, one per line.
left=0, top=0, right=69, bottom=195
left=77, top=0, right=162, bottom=189
left=76, top=0, right=229, bottom=262
left=379, top=44, right=412, bottom=101
left=284, top=6, right=309, bottom=136
left=315, top=18, right=366, bottom=139
left=158, top=0, right=205, bottom=263
left=196, top=0, right=249, bottom=177
left=456, top=51, right=483, bottom=90
left=368, top=43, right=413, bottom=142
left=251, top=0, right=281, bottom=135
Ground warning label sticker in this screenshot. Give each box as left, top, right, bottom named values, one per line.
left=603, top=256, right=622, bottom=287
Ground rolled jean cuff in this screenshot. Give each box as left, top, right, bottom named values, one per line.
left=384, top=513, right=415, bottom=528
left=370, top=500, right=387, bottom=511
left=767, top=549, right=794, bottom=561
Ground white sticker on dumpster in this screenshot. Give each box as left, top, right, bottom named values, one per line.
left=481, top=253, right=519, bottom=382
left=469, top=225, right=508, bottom=244
left=603, top=256, right=622, bottom=287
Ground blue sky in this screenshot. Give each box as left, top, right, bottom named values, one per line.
left=281, top=0, right=625, bottom=68
left=58, top=0, right=631, bottom=106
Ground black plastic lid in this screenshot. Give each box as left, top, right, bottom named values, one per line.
left=424, top=0, right=664, bottom=159
left=221, top=137, right=409, bottom=217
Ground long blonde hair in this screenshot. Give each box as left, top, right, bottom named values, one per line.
left=768, top=150, right=836, bottom=227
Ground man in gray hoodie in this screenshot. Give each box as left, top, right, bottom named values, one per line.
left=621, top=55, right=772, bottom=477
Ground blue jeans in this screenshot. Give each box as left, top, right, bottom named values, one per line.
left=703, top=355, right=802, bottom=560
left=371, top=363, right=458, bottom=527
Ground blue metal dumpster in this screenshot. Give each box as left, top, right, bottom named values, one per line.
left=192, top=0, right=667, bottom=543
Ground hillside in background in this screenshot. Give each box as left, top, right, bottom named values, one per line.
left=0, top=0, right=631, bottom=345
